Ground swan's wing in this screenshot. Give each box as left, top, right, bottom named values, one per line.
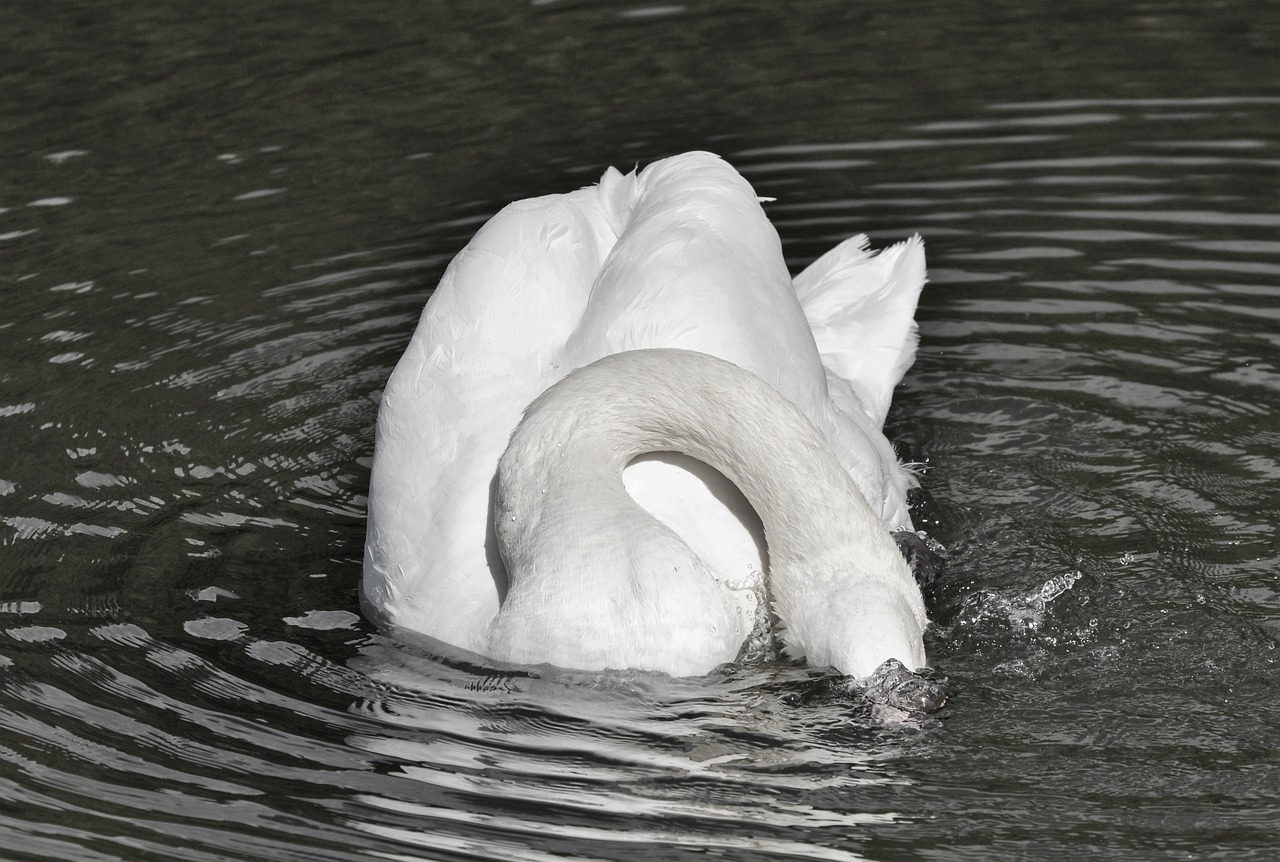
left=793, top=234, right=927, bottom=427
left=364, top=183, right=621, bottom=647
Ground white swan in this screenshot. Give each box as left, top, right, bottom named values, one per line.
left=363, top=151, right=929, bottom=679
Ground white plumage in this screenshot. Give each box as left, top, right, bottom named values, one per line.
left=363, top=151, right=929, bottom=677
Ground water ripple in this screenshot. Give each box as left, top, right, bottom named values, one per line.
left=1, top=19, right=1277, bottom=858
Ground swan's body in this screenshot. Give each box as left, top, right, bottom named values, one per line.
left=363, top=151, right=929, bottom=678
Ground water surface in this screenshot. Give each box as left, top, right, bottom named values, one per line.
left=2, top=2, right=1277, bottom=860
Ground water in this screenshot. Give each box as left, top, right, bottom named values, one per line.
left=2, top=1, right=1277, bottom=859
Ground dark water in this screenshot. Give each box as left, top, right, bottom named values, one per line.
left=2, top=2, right=1277, bottom=859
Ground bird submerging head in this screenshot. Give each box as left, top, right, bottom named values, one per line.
left=363, top=151, right=934, bottom=690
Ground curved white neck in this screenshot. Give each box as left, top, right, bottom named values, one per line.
left=494, top=348, right=926, bottom=677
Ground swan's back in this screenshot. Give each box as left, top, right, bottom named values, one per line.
left=363, top=151, right=927, bottom=660
left=563, top=154, right=828, bottom=401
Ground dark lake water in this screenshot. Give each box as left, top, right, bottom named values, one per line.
left=2, top=2, right=1277, bottom=859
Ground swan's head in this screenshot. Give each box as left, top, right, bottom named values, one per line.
left=777, top=554, right=928, bottom=681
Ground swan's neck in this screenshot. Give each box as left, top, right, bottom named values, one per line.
left=494, top=348, right=926, bottom=677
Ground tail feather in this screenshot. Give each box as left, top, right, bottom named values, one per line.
left=794, top=234, right=927, bottom=426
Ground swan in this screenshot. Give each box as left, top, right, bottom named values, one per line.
left=363, top=151, right=929, bottom=679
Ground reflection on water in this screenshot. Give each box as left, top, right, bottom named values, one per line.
left=348, top=639, right=915, bottom=862
left=2, top=0, right=1278, bottom=859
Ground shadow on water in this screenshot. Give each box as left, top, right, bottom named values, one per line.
left=1, top=0, right=1278, bottom=859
